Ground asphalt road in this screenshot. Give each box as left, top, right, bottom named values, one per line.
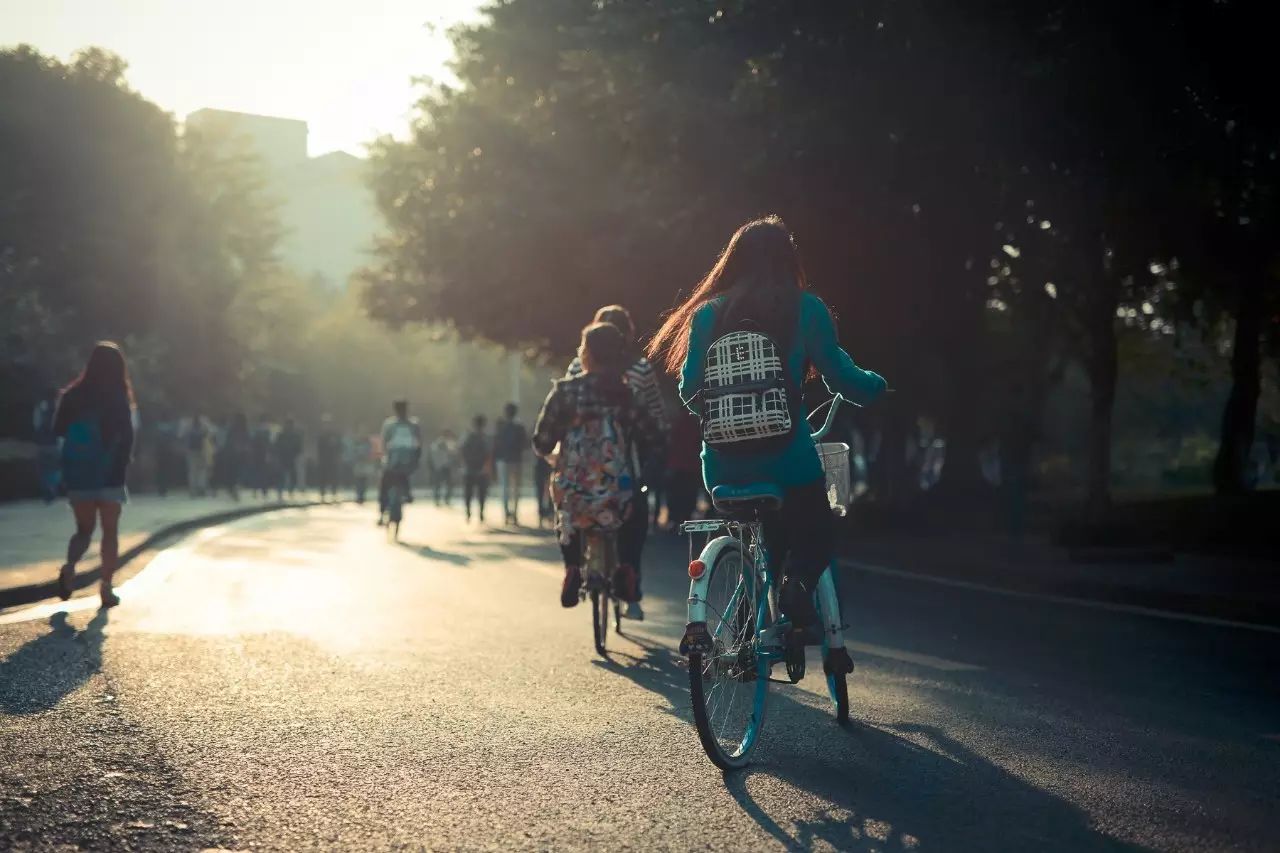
left=2, top=504, right=1277, bottom=852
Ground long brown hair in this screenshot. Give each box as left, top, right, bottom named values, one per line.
left=647, top=215, right=808, bottom=374
left=62, top=341, right=135, bottom=407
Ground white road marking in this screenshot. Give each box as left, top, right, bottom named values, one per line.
left=843, top=559, right=1280, bottom=635
left=847, top=641, right=984, bottom=672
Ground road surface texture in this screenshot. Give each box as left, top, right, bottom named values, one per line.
left=2, top=504, right=1277, bottom=851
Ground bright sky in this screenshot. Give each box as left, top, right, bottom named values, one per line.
left=0, top=0, right=485, bottom=156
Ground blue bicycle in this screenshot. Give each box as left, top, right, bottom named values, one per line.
left=680, top=396, right=854, bottom=770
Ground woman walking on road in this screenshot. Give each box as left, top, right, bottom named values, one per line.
left=53, top=341, right=137, bottom=609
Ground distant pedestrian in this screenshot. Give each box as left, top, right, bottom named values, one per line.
left=53, top=341, right=136, bottom=609
left=221, top=412, right=251, bottom=501
left=493, top=402, right=528, bottom=525
left=250, top=416, right=274, bottom=498
left=316, top=415, right=341, bottom=500
left=460, top=415, right=492, bottom=523
left=350, top=431, right=378, bottom=504
left=32, top=387, right=61, bottom=503
left=429, top=429, right=459, bottom=505
left=153, top=417, right=182, bottom=497
left=274, top=418, right=303, bottom=498
left=182, top=413, right=212, bottom=496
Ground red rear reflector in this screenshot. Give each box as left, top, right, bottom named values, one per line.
left=689, top=560, right=707, bottom=579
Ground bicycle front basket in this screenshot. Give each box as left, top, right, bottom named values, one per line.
left=817, top=442, right=852, bottom=516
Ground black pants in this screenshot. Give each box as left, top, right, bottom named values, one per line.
left=759, top=479, right=835, bottom=590
left=665, top=470, right=700, bottom=528
left=464, top=471, right=488, bottom=519
left=379, top=468, right=411, bottom=516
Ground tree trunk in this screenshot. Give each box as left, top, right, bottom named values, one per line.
left=1213, top=277, right=1263, bottom=495
left=1085, top=279, right=1120, bottom=518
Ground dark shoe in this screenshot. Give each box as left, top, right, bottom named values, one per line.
left=612, top=564, right=637, bottom=602
left=778, top=576, right=819, bottom=630
left=561, top=567, right=582, bottom=608
left=823, top=647, right=854, bottom=676
left=99, top=584, right=120, bottom=609
left=57, top=563, right=75, bottom=601
left=623, top=602, right=645, bottom=621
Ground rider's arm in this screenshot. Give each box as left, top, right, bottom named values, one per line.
left=627, top=391, right=666, bottom=485
left=631, top=361, right=669, bottom=433
left=678, top=302, right=718, bottom=416
left=802, top=294, right=887, bottom=404
left=531, top=382, right=568, bottom=459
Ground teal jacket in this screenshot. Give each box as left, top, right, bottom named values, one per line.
left=679, top=291, right=887, bottom=489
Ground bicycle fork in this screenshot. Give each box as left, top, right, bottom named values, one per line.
left=814, top=565, right=848, bottom=651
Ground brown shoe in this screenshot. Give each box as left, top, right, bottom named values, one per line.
left=57, top=563, right=75, bottom=601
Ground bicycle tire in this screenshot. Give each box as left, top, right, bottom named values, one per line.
left=688, top=543, right=768, bottom=771
left=818, top=570, right=850, bottom=723
left=592, top=588, right=609, bottom=656
left=828, top=670, right=849, bottom=723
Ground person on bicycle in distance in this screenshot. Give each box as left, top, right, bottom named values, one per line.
left=533, top=322, right=664, bottom=610
left=565, top=304, right=668, bottom=619
left=646, top=215, right=887, bottom=632
left=378, top=399, right=422, bottom=526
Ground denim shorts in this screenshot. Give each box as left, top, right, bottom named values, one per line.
left=66, top=486, right=129, bottom=504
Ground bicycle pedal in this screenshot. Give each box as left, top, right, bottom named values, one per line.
left=784, top=641, right=806, bottom=684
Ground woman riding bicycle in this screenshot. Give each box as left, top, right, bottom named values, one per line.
left=533, top=322, right=664, bottom=609
left=647, top=215, right=887, bottom=631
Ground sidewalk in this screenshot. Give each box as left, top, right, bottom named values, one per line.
left=0, top=494, right=328, bottom=607
left=841, top=532, right=1280, bottom=629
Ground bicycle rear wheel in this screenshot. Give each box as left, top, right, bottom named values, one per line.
left=689, top=543, right=768, bottom=770
left=822, top=633, right=850, bottom=724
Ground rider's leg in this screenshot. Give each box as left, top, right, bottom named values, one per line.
left=617, top=490, right=649, bottom=602
left=377, top=469, right=391, bottom=522
left=767, top=480, right=834, bottom=629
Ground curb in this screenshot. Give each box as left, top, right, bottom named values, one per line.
left=0, top=500, right=331, bottom=610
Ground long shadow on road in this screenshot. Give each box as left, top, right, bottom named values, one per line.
left=396, top=540, right=473, bottom=567
left=0, top=609, right=108, bottom=715
left=592, top=631, right=1144, bottom=852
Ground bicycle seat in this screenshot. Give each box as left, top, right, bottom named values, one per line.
left=711, top=483, right=784, bottom=516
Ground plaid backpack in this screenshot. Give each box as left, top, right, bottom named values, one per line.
left=699, top=319, right=800, bottom=456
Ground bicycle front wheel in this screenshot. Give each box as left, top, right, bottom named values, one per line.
left=591, top=586, right=609, bottom=656
left=689, top=543, right=768, bottom=770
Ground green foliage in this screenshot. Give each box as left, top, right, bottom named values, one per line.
left=362, top=0, right=1277, bottom=503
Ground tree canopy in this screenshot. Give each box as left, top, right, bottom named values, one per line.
left=363, top=0, right=1278, bottom=504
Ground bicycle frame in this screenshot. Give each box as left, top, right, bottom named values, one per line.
left=684, top=519, right=847, bottom=664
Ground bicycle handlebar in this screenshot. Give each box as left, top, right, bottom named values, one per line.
left=809, top=395, right=845, bottom=441
left=808, top=388, right=894, bottom=441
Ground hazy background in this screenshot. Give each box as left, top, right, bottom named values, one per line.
left=0, top=0, right=483, bottom=155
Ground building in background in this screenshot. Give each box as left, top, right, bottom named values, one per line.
left=185, top=108, right=380, bottom=288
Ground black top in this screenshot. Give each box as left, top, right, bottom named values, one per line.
left=54, top=386, right=135, bottom=487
